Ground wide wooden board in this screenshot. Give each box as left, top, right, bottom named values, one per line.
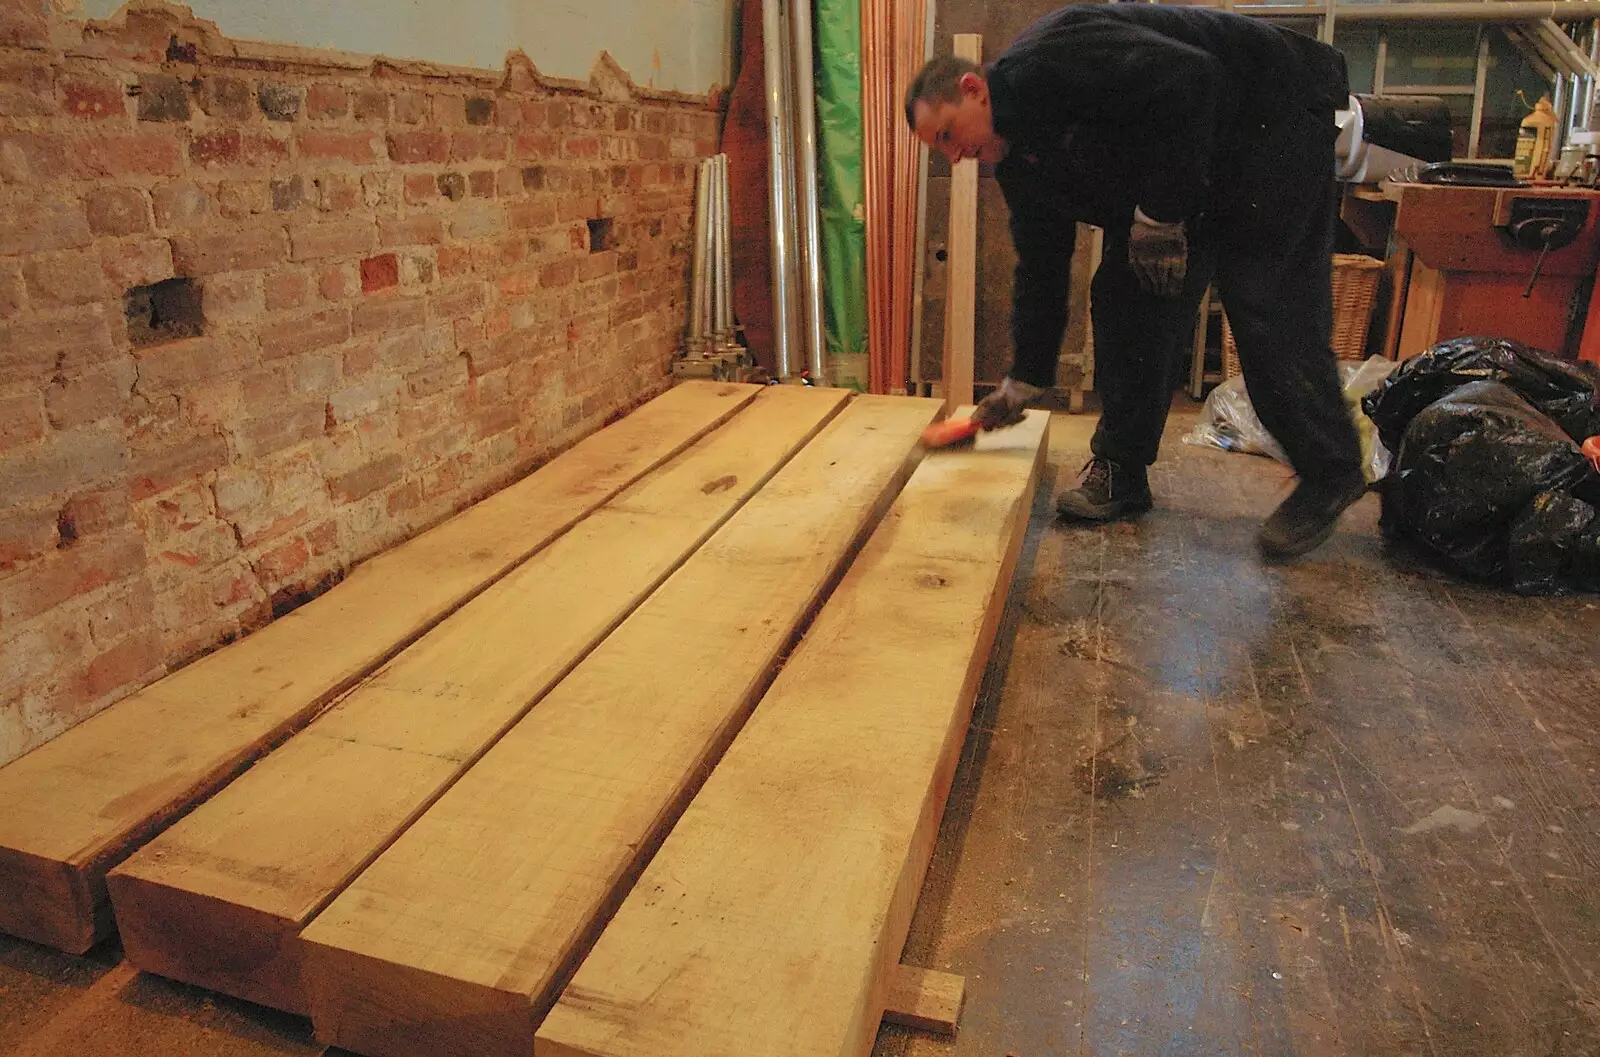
left=300, top=395, right=942, bottom=1057
left=0, top=381, right=758, bottom=954
left=104, top=386, right=848, bottom=1012
left=536, top=410, right=1047, bottom=1057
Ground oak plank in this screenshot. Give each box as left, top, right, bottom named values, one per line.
left=104, top=386, right=848, bottom=1012
left=0, top=381, right=758, bottom=954
left=536, top=409, right=1047, bottom=1057
left=300, top=395, right=942, bottom=1057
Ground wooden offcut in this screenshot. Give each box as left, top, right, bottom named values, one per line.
left=300, top=396, right=942, bottom=1057
left=104, top=386, right=848, bottom=1014
left=883, top=965, right=967, bottom=1036
left=536, top=410, right=1047, bottom=1057
left=940, top=33, right=981, bottom=412
left=0, top=381, right=757, bottom=954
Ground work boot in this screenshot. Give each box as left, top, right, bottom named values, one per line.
left=1056, top=457, right=1153, bottom=522
left=1258, top=472, right=1368, bottom=560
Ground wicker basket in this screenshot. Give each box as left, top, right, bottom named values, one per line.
left=1221, top=253, right=1385, bottom=380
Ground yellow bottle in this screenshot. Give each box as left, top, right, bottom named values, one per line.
left=1513, top=95, right=1556, bottom=180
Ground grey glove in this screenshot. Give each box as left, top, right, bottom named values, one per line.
left=1128, top=209, right=1187, bottom=298
left=972, top=377, right=1044, bottom=430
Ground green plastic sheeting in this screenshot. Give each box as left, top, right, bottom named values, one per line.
left=814, top=0, right=869, bottom=388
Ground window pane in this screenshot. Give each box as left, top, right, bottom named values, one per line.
left=1480, top=28, right=1556, bottom=160
left=1384, top=25, right=1480, bottom=88
left=1334, top=24, right=1382, bottom=95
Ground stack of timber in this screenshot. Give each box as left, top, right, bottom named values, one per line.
left=0, top=381, right=1047, bottom=1057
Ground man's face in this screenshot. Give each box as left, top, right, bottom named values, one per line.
left=911, top=72, right=1007, bottom=165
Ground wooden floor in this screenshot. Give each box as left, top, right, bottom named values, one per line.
left=4, top=402, right=1598, bottom=1057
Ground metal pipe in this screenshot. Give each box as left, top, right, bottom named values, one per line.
left=761, top=0, right=797, bottom=378
left=716, top=154, right=735, bottom=346
left=688, top=158, right=712, bottom=354
left=790, top=0, right=826, bottom=383
left=703, top=156, right=720, bottom=346
left=1232, top=2, right=1600, bottom=21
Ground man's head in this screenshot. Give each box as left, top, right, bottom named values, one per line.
left=904, top=55, right=1008, bottom=165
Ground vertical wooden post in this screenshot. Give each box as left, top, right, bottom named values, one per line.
left=942, top=33, right=981, bottom=413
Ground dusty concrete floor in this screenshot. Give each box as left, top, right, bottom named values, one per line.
left=3, top=403, right=1598, bottom=1057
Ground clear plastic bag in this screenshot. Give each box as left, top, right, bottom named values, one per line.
left=1183, top=356, right=1397, bottom=483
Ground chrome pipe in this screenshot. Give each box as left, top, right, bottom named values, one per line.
left=688, top=157, right=712, bottom=354
left=761, top=0, right=797, bottom=377
left=791, top=0, right=827, bottom=383
left=716, top=155, right=736, bottom=346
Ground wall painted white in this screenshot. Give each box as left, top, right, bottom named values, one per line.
left=72, top=0, right=735, bottom=94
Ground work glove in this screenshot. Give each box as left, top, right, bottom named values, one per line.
left=1128, top=208, right=1188, bottom=298
left=972, top=377, right=1044, bottom=430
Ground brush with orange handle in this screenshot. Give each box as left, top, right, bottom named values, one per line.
left=919, top=416, right=983, bottom=449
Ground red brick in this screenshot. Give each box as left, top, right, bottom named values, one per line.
left=378, top=215, right=444, bottom=248
left=61, top=75, right=125, bottom=120
left=393, top=92, right=428, bottom=124
left=86, top=131, right=185, bottom=177
left=469, top=170, right=495, bottom=198
left=327, top=452, right=403, bottom=502
left=0, top=308, right=116, bottom=380
left=83, top=631, right=163, bottom=700
left=450, top=203, right=505, bottom=240
left=353, top=88, right=388, bottom=122
left=298, top=130, right=381, bottom=164
left=289, top=219, right=376, bottom=261
left=85, top=186, right=151, bottom=237
left=540, top=259, right=577, bottom=288
left=264, top=269, right=311, bottom=311
left=0, top=534, right=147, bottom=626
left=151, top=181, right=214, bottom=229
left=21, top=247, right=105, bottom=308
left=259, top=307, right=350, bottom=360
left=59, top=485, right=132, bottom=541
left=218, top=180, right=271, bottom=219
left=451, top=131, right=510, bottom=162
left=0, top=391, right=43, bottom=451
left=231, top=401, right=324, bottom=458
left=430, top=283, right=485, bottom=321
left=46, top=360, right=132, bottom=429
left=353, top=293, right=426, bottom=336
left=509, top=199, right=556, bottom=230
left=100, top=237, right=173, bottom=288
left=135, top=336, right=245, bottom=392
left=199, top=75, right=252, bottom=120
left=403, top=172, right=436, bottom=204
left=0, top=503, right=59, bottom=570
left=255, top=536, right=311, bottom=584
left=171, top=225, right=285, bottom=275
left=315, top=173, right=363, bottom=212
left=128, top=432, right=229, bottom=500
left=202, top=271, right=265, bottom=323
left=360, top=253, right=399, bottom=293
left=0, top=53, right=53, bottom=117
left=0, top=259, right=21, bottom=317
left=436, top=245, right=472, bottom=278
left=305, top=84, right=349, bottom=120
left=387, top=130, right=449, bottom=164
left=190, top=129, right=290, bottom=169
left=319, top=264, right=357, bottom=301
left=0, top=198, right=90, bottom=256
left=0, top=0, right=49, bottom=49
left=387, top=480, right=421, bottom=515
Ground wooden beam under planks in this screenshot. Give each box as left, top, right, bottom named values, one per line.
left=104, top=386, right=849, bottom=1014
left=299, top=395, right=943, bottom=1057
left=940, top=33, right=981, bottom=413
left=537, top=409, right=1048, bottom=1057
left=0, top=381, right=758, bottom=954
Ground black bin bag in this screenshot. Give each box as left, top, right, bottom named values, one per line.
left=1376, top=375, right=1600, bottom=594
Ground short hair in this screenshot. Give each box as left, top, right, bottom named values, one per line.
left=903, top=55, right=982, bottom=129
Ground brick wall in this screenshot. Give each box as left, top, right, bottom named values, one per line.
left=0, top=1, right=719, bottom=765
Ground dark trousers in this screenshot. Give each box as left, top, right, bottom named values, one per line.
left=1087, top=150, right=1361, bottom=486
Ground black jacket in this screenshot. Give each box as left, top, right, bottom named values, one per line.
left=989, top=4, right=1348, bottom=387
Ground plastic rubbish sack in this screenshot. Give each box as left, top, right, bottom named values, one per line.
left=1382, top=380, right=1600, bottom=594
left=1183, top=355, right=1397, bottom=483
left=1362, top=335, right=1600, bottom=454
